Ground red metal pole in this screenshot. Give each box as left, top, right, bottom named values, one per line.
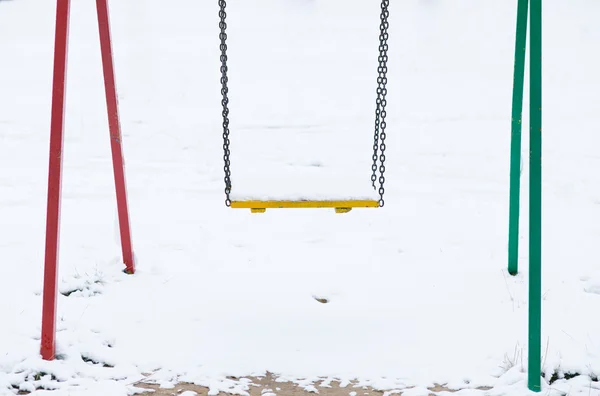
left=96, top=0, right=136, bottom=274
left=41, top=0, right=71, bottom=361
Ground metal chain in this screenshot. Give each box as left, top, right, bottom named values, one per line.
left=372, top=0, right=390, bottom=207
left=219, top=0, right=232, bottom=206
left=370, top=100, right=380, bottom=189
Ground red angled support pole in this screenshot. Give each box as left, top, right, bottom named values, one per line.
left=96, top=0, right=135, bottom=274
left=41, top=0, right=71, bottom=361
left=41, top=0, right=135, bottom=360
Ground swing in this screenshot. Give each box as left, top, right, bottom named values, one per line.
left=218, top=0, right=390, bottom=213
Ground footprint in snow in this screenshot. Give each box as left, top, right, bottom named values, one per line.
left=313, top=295, right=330, bottom=304
left=584, top=283, right=600, bottom=295
left=581, top=274, right=600, bottom=295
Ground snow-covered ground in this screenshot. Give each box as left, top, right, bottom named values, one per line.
left=1, top=0, right=600, bottom=395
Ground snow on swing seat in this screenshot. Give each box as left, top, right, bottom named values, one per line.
left=228, top=160, right=380, bottom=213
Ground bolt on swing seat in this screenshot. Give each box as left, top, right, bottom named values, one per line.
left=217, top=0, right=390, bottom=213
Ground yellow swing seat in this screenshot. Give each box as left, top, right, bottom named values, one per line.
left=230, top=199, right=380, bottom=213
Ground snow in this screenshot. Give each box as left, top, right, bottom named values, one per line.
left=1, top=0, right=600, bottom=395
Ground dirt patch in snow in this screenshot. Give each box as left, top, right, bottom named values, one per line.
left=135, top=374, right=390, bottom=396
left=134, top=374, right=483, bottom=396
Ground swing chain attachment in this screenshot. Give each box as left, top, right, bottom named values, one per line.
left=219, top=0, right=232, bottom=206
left=370, top=0, right=390, bottom=207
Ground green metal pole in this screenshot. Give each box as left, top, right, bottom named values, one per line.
left=508, top=0, right=529, bottom=276
left=528, top=0, right=542, bottom=391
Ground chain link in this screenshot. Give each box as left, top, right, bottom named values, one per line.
left=371, top=102, right=380, bottom=189
left=219, top=0, right=232, bottom=206
left=372, top=0, right=390, bottom=207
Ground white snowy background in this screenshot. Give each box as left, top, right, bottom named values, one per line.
left=1, top=0, right=600, bottom=395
